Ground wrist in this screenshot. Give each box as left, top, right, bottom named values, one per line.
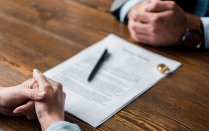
left=182, top=14, right=204, bottom=49
left=39, top=113, right=64, bottom=131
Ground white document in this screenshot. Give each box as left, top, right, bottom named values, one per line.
left=44, top=34, right=181, bottom=128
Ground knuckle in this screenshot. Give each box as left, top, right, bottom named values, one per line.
left=134, top=37, right=140, bottom=43
left=152, top=15, right=164, bottom=25
left=43, top=83, right=51, bottom=89
left=128, top=24, right=134, bottom=31
left=169, top=1, right=177, bottom=9
left=128, top=20, right=134, bottom=28
left=132, top=10, right=138, bottom=16
left=152, top=2, right=158, bottom=9
left=137, top=39, right=143, bottom=44
left=170, top=11, right=176, bottom=17
left=130, top=24, right=138, bottom=32
left=149, top=27, right=157, bottom=34
left=54, top=82, right=63, bottom=91
left=128, top=24, right=131, bottom=30
left=55, top=82, right=63, bottom=89
left=128, top=10, right=138, bottom=19
left=56, top=82, right=63, bottom=88
left=151, top=15, right=157, bottom=22
left=130, top=33, right=139, bottom=43
left=151, top=16, right=159, bottom=24
left=28, top=91, right=35, bottom=98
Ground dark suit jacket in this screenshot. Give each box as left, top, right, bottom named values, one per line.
left=111, top=0, right=197, bottom=22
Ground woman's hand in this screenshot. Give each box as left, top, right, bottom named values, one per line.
left=32, top=69, right=65, bottom=131
left=0, top=79, right=46, bottom=120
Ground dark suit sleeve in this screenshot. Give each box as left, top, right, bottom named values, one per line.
left=111, top=0, right=141, bottom=24
left=110, top=0, right=127, bottom=20
left=111, top=8, right=121, bottom=20
left=174, top=0, right=197, bottom=14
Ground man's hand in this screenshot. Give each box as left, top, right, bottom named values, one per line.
left=127, top=0, right=188, bottom=47
left=0, top=79, right=46, bottom=120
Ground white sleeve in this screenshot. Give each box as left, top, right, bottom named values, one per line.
left=45, top=121, right=81, bottom=131
left=119, top=0, right=145, bottom=23
left=201, top=17, right=209, bottom=49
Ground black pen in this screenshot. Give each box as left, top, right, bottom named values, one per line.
left=88, top=49, right=108, bottom=82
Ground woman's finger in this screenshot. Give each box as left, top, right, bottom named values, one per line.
left=33, top=69, right=52, bottom=91
left=14, top=100, right=35, bottom=114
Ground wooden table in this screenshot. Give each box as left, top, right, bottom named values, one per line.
left=0, top=0, right=209, bottom=130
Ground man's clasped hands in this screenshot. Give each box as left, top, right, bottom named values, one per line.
left=0, top=69, right=65, bottom=131
left=127, top=0, right=188, bottom=47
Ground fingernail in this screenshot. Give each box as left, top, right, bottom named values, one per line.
left=33, top=69, right=40, bottom=76
left=37, top=91, right=46, bottom=98
left=13, top=109, right=22, bottom=114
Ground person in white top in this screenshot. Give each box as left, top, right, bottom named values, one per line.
left=0, top=69, right=81, bottom=131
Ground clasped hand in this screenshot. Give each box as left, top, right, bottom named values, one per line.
left=127, top=0, right=188, bottom=47
left=0, top=69, right=65, bottom=131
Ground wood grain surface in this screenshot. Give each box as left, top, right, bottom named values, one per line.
left=0, top=0, right=209, bottom=130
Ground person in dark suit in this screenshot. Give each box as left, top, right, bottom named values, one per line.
left=111, top=0, right=209, bottom=50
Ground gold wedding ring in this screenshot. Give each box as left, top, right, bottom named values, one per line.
left=157, top=64, right=168, bottom=73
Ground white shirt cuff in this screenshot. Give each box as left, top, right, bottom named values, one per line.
left=120, top=0, right=145, bottom=23
left=201, top=17, right=209, bottom=49
left=45, top=121, right=80, bottom=131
